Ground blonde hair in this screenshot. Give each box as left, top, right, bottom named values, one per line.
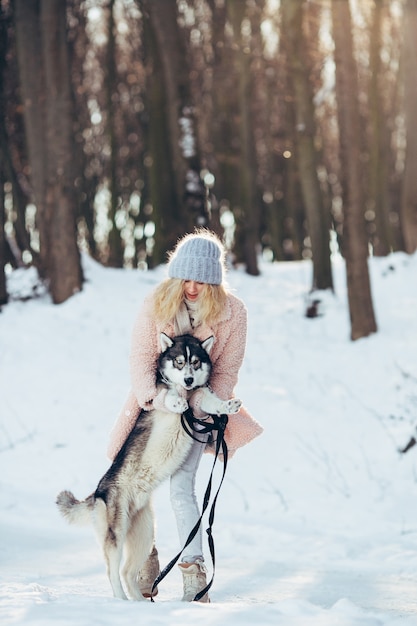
left=153, top=278, right=228, bottom=327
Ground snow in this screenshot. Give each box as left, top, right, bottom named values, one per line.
left=1, top=251, right=417, bottom=625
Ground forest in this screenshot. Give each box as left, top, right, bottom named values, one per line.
left=0, top=0, right=416, bottom=341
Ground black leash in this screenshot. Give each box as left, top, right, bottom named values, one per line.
left=150, top=407, right=228, bottom=602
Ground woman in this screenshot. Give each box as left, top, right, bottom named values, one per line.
left=107, top=230, right=263, bottom=602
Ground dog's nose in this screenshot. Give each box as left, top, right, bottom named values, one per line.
left=184, top=377, right=194, bottom=387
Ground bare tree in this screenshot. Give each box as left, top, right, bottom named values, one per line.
left=401, top=0, right=417, bottom=253
left=14, top=0, right=82, bottom=304
left=0, top=2, right=32, bottom=269
left=224, top=0, right=261, bottom=275
left=281, top=0, right=333, bottom=291
left=0, top=2, right=9, bottom=304
left=105, top=0, right=124, bottom=268
left=138, top=0, right=207, bottom=263
left=368, top=0, right=393, bottom=255
left=331, top=0, right=377, bottom=340
left=0, top=167, right=7, bottom=306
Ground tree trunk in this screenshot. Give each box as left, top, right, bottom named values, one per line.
left=40, top=0, right=82, bottom=303
left=106, top=0, right=124, bottom=268
left=208, top=0, right=239, bottom=207
left=0, top=168, right=7, bottom=306
left=14, top=0, right=82, bottom=303
left=401, top=0, right=417, bottom=253
left=0, top=6, right=6, bottom=303
left=13, top=0, right=48, bottom=274
left=225, top=0, right=260, bottom=276
left=139, top=0, right=207, bottom=263
left=281, top=0, right=333, bottom=291
left=140, top=2, right=181, bottom=264
left=0, top=2, right=32, bottom=266
left=331, top=0, right=377, bottom=340
left=368, top=0, right=392, bottom=256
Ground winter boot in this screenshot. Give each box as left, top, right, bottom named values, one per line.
left=178, top=559, right=210, bottom=602
left=138, top=546, right=160, bottom=598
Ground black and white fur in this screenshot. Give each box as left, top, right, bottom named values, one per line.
left=56, top=333, right=241, bottom=600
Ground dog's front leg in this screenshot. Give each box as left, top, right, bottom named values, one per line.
left=165, top=388, right=188, bottom=413
left=198, top=386, right=242, bottom=415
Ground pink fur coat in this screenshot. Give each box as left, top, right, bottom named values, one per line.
left=107, top=290, right=263, bottom=460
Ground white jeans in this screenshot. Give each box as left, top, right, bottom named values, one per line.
left=170, top=434, right=209, bottom=563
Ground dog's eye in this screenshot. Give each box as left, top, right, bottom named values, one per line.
left=191, top=357, right=200, bottom=369
left=174, top=356, right=185, bottom=369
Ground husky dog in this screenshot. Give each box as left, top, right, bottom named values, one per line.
left=56, top=333, right=241, bottom=600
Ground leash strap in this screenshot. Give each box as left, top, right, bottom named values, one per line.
left=150, top=408, right=228, bottom=602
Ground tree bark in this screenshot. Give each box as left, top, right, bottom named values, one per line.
left=214, top=0, right=260, bottom=276
left=106, top=0, right=124, bottom=268
left=139, top=0, right=207, bottom=263
left=13, top=0, right=48, bottom=273
left=14, top=0, right=82, bottom=303
left=0, top=2, right=32, bottom=266
left=140, top=1, right=181, bottom=264
left=0, top=2, right=6, bottom=303
left=331, top=0, right=377, bottom=340
left=368, top=0, right=393, bottom=255
left=0, top=168, right=7, bottom=305
left=40, top=0, right=82, bottom=303
left=401, top=0, right=417, bottom=253
left=281, top=0, right=333, bottom=291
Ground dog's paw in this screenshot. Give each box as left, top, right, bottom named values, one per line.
left=223, top=398, right=242, bottom=414
left=213, top=397, right=241, bottom=415
left=200, top=390, right=242, bottom=416
left=165, top=391, right=188, bottom=414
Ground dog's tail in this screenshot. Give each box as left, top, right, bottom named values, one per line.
left=56, top=490, right=95, bottom=525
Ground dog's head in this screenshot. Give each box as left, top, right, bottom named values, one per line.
left=157, top=333, right=214, bottom=391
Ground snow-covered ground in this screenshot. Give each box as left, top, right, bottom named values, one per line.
left=1, top=250, right=417, bottom=625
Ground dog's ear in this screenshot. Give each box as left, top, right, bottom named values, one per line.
left=160, top=333, right=174, bottom=351
left=201, top=336, right=215, bottom=355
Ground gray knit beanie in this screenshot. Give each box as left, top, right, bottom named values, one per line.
left=167, top=233, right=224, bottom=285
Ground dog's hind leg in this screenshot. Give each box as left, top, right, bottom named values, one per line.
left=93, top=499, right=128, bottom=600
left=105, top=538, right=128, bottom=600
left=122, top=500, right=155, bottom=600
